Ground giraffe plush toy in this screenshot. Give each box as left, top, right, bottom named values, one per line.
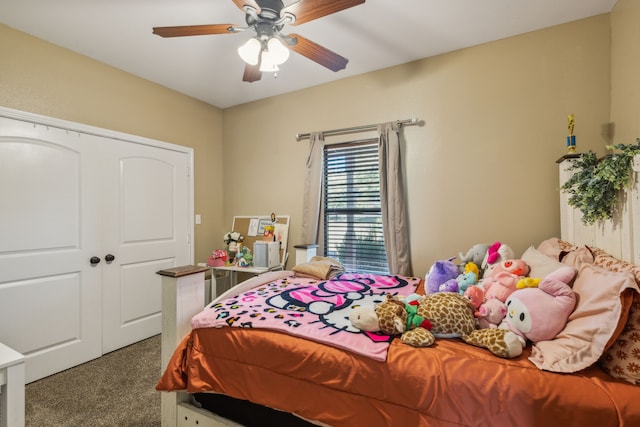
left=350, top=293, right=524, bottom=358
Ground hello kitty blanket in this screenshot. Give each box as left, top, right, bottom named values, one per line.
left=191, top=271, right=421, bottom=361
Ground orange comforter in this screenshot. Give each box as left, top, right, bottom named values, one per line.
left=157, top=324, right=640, bottom=426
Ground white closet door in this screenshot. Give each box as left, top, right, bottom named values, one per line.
left=0, top=108, right=193, bottom=382
left=0, top=118, right=102, bottom=383
left=100, top=138, right=190, bottom=353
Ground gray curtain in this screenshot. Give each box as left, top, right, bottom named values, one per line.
left=301, top=131, right=325, bottom=245
left=377, top=122, right=412, bottom=276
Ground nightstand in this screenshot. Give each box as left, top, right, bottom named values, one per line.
left=294, top=244, right=318, bottom=265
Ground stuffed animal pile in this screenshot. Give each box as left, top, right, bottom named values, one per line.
left=351, top=244, right=578, bottom=360
left=427, top=241, right=516, bottom=293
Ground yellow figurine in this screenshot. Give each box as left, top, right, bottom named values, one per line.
left=568, top=114, right=574, bottom=136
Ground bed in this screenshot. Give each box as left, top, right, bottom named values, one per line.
left=156, top=154, right=640, bottom=426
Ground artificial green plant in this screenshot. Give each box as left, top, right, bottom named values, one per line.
left=561, top=138, right=640, bottom=225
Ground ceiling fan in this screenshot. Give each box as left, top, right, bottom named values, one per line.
left=152, top=0, right=366, bottom=82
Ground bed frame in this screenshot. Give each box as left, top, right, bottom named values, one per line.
left=158, top=154, right=640, bottom=427
left=157, top=266, right=240, bottom=427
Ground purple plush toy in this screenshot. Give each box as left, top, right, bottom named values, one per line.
left=439, top=279, right=460, bottom=293
left=426, top=259, right=460, bottom=294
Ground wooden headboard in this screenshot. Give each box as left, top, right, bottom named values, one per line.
left=558, top=154, right=640, bottom=265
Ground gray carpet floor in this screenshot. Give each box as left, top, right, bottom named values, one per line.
left=25, top=335, right=161, bottom=427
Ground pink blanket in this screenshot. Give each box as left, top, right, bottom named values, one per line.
left=191, top=272, right=421, bottom=361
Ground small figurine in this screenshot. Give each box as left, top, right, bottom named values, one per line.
left=567, top=114, right=576, bottom=153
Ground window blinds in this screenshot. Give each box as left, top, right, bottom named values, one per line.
left=323, top=140, right=389, bottom=274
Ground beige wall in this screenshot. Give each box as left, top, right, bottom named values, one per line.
left=223, top=15, right=611, bottom=277
left=0, top=24, right=225, bottom=264
left=2, top=10, right=629, bottom=277
left=611, top=0, right=640, bottom=145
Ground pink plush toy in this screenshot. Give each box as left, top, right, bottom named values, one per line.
left=463, top=285, right=484, bottom=310
left=482, top=259, right=530, bottom=302
left=502, top=266, right=576, bottom=344
left=475, top=297, right=507, bottom=329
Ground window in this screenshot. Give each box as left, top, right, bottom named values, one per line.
left=323, top=140, right=389, bottom=274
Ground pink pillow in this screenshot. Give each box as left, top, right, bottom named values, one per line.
left=521, top=245, right=573, bottom=279
left=561, top=245, right=595, bottom=268
left=535, top=237, right=565, bottom=260
left=536, top=237, right=577, bottom=260
left=564, top=246, right=633, bottom=350
left=529, top=263, right=639, bottom=373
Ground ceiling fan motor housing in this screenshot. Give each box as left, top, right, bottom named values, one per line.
left=245, top=0, right=286, bottom=36
left=248, top=0, right=284, bottom=21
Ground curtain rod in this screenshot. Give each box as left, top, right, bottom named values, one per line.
left=295, top=117, right=420, bottom=141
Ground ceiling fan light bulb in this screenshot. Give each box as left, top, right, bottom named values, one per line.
left=237, top=38, right=261, bottom=65
left=259, top=50, right=279, bottom=72
left=267, top=38, right=290, bottom=65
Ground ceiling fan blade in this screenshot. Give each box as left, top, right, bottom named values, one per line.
left=242, top=63, right=262, bottom=82
left=152, top=24, right=236, bottom=38
left=287, top=33, right=348, bottom=72
left=232, top=0, right=261, bottom=14
left=282, top=0, right=365, bottom=26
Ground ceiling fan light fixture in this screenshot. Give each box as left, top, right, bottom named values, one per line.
left=237, top=37, right=261, bottom=65
left=259, top=37, right=289, bottom=72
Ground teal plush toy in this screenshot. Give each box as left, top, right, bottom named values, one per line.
left=456, top=271, right=478, bottom=293
left=455, top=261, right=479, bottom=294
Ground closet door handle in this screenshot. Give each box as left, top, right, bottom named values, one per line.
left=90, top=256, right=101, bottom=265
left=105, top=254, right=115, bottom=263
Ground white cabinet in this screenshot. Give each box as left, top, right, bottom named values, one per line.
left=0, top=108, right=193, bottom=382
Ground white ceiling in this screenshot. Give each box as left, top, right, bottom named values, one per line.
left=1, top=0, right=617, bottom=109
